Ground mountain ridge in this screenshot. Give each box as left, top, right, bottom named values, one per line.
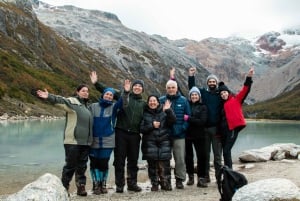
left=0, top=0, right=299, bottom=120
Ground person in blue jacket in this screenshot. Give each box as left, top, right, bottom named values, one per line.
left=159, top=80, right=191, bottom=189
left=88, top=79, right=131, bottom=194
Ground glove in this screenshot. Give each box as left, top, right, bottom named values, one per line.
left=184, top=114, right=189, bottom=121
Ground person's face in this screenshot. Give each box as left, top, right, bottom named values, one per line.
left=77, top=87, right=89, bottom=99
left=220, top=91, right=229, bottom=100
left=103, top=91, right=114, bottom=101
left=132, top=84, right=143, bottom=95
left=166, top=84, right=177, bottom=95
left=190, top=92, right=200, bottom=103
left=207, top=79, right=217, bottom=90
left=148, top=96, right=159, bottom=109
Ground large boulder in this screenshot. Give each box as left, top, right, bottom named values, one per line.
left=233, top=178, right=300, bottom=201
left=5, top=173, right=69, bottom=201
left=239, top=143, right=300, bottom=162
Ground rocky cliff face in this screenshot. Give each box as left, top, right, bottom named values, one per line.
left=32, top=1, right=300, bottom=102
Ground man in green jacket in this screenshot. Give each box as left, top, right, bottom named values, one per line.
left=90, top=72, right=146, bottom=193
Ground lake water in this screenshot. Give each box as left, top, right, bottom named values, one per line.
left=0, top=119, right=299, bottom=192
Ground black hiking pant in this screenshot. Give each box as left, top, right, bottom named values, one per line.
left=61, top=144, right=89, bottom=190
left=113, top=128, right=141, bottom=187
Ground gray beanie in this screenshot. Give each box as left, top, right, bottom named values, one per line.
left=189, top=86, right=201, bottom=99
left=206, top=74, right=219, bottom=84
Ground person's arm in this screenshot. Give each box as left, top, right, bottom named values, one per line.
left=90, top=71, right=121, bottom=100
left=188, top=67, right=196, bottom=90
left=169, top=67, right=184, bottom=95
left=236, top=67, right=254, bottom=103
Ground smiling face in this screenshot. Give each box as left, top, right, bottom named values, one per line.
left=148, top=96, right=159, bottom=109
left=190, top=92, right=200, bottom=103
left=207, top=79, right=217, bottom=90
left=103, top=91, right=114, bottom=101
left=220, top=90, right=229, bottom=100
left=132, top=83, right=143, bottom=95
left=77, top=87, right=89, bottom=99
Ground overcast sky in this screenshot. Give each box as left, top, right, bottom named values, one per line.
left=41, top=0, right=300, bottom=41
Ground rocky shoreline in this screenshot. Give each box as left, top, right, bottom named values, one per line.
left=1, top=160, right=300, bottom=201
left=0, top=113, right=64, bottom=121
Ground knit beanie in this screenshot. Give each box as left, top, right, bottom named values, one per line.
left=206, top=74, right=219, bottom=84
left=218, top=82, right=230, bottom=93
left=103, top=87, right=116, bottom=95
left=189, top=86, right=201, bottom=99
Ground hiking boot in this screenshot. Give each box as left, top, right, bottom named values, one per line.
left=100, top=181, right=108, bottom=194
left=176, top=179, right=184, bottom=189
left=77, top=184, right=87, bottom=196
left=116, top=186, right=124, bottom=193
left=151, top=185, right=159, bottom=191
left=197, top=178, right=208, bottom=188
left=205, top=174, right=211, bottom=183
left=186, top=174, right=194, bottom=185
left=127, top=184, right=142, bottom=192
left=161, top=182, right=172, bottom=191
left=92, top=182, right=101, bottom=195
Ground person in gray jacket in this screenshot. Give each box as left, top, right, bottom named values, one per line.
left=36, top=84, right=93, bottom=196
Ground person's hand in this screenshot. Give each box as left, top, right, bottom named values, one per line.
left=184, top=114, right=189, bottom=121
left=170, top=67, right=175, bottom=80
left=90, top=71, right=98, bottom=84
left=189, top=67, right=196, bottom=76
left=163, top=99, right=172, bottom=111
left=153, top=121, right=160, bottom=128
left=36, top=89, right=49, bottom=99
left=248, top=67, right=254, bottom=77
left=124, top=79, right=131, bottom=92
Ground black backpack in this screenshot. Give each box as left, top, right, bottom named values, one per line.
left=217, top=166, right=248, bottom=201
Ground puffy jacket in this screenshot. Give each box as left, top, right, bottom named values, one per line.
left=47, top=94, right=93, bottom=145
left=188, top=76, right=222, bottom=127
left=140, top=105, right=176, bottom=160
left=159, top=93, right=191, bottom=139
left=186, top=101, right=208, bottom=139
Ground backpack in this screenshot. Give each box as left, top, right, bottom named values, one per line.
left=217, top=166, right=248, bottom=201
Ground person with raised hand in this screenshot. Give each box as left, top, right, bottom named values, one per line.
left=88, top=79, right=131, bottom=195
left=36, top=84, right=93, bottom=197
left=90, top=71, right=146, bottom=193
left=140, top=96, right=176, bottom=191
left=218, top=67, right=254, bottom=169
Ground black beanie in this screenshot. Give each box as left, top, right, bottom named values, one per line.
left=218, top=81, right=230, bottom=93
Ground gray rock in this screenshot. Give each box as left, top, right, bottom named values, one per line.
left=5, top=173, right=69, bottom=201
left=233, top=178, right=300, bottom=201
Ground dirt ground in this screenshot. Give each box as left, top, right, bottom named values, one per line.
left=1, top=160, right=300, bottom=201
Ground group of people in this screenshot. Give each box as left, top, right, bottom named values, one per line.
left=35, top=66, right=254, bottom=196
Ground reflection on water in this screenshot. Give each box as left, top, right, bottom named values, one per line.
left=0, top=119, right=65, bottom=167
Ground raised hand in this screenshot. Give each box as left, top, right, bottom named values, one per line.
left=90, top=71, right=98, bottom=84
left=248, top=67, right=254, bottom=77
left=163, top=99, right=172, bottom=111
left=124, top=79, right=131, bottom=92
left=170, top=67, right=175, bottom=80
left=36, top=89, right=49, bottom=99
left=189, top=67, right=196, bottom=76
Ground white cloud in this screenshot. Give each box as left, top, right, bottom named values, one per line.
left=41, top=0, right=300, bottom=40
